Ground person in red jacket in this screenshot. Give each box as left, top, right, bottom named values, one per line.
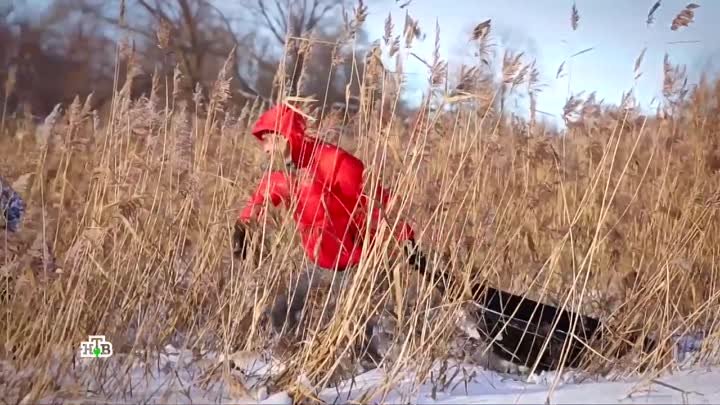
left=234, top=103, right=417, bottom=337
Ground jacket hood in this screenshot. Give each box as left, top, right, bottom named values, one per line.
left=251, top=104, right=320, bottom=168
left=251, top=104, right=306, bottom=142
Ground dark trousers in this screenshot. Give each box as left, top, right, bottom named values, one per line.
left=270, top=264, right=350, bottom=334
left=269, top=264, right=382, bottom=364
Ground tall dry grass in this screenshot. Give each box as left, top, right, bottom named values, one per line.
left=1, top=2, right=720, bottom=402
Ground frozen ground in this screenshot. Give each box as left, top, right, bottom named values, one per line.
left=321, top=365, right=720, bottom=404
left=1, top=332, right=716, bottom=404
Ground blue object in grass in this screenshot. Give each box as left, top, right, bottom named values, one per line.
left=1, top=176, right=25, bottom=233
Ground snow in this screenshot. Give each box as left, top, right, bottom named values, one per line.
left=2, top=332, right=717, bottom=404
left=322, top=365, right=720, bottom=404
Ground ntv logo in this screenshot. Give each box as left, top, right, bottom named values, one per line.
left=79, top=335, right=113, bottom=358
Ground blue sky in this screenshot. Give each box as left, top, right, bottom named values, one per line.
left=362, top=0, right=719, bottom=125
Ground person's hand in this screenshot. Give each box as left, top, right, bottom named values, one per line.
left=233, top=222, right=248, bottom=259
left=403, top=239, right=427, bottom=273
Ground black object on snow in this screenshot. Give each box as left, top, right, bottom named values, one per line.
left=471, top=283, right=603, bottom=371
left=404, top=241, right=654, bottom=371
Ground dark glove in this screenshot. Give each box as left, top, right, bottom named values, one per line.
left=403, top=239, right=428, bottom=274
left=403, top=239, right=451, bottom=296
left=233, top=222, right=248, bottom=259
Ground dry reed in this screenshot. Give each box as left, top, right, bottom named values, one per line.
left=1, top=2, right=719, bottom=403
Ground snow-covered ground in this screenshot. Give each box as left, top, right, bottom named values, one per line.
left=321, top=365, right=720, bottom=404
left=36, top=357, right=720, bottom=404
left=1, top=332, right=716, bottom=404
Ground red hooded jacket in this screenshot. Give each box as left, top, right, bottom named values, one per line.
left=237, top=104, right=415, bottom=270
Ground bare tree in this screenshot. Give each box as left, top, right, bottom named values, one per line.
left=2, top=0, right=379, bottom=117
left=72, top=0, right=264, bottom=102
left=1, top=1, right=117, bottom=117
left=246, top=0, right=350, bottom=96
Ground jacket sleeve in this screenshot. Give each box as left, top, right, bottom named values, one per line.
left=237, top=171, right=292, bottom=223
left=1, top=176, right=25, bottom=233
